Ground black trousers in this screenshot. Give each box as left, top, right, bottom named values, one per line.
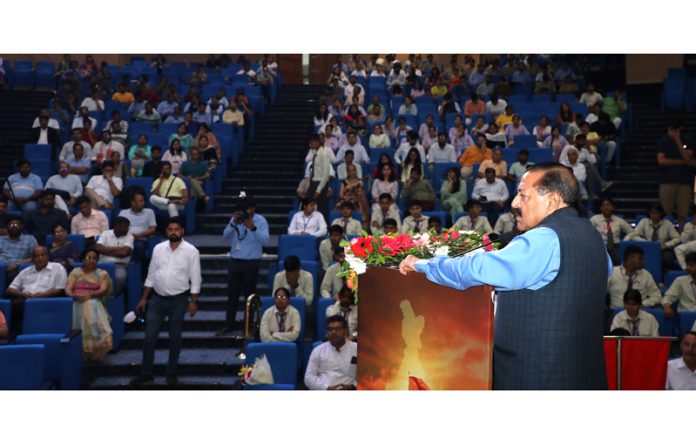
left=226, top=258, right=261, bottom=327
left=305, top=180, right=329, bottom=222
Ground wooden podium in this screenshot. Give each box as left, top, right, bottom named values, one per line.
left=357, top=266, right=494, bottom=390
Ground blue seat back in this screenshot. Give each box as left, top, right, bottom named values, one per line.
left=619, top=241, right=662, bottom=284
left=24, top=144, right=53, bottom=160
left=23, top=298, right=73, bottom=335
left=423, top=211, right=447, bottom=228
left=513, top=135, right=537, bottom=149
left=432, top=162, right=460, bottom=193
left=245, top=342, right=298, bottom=385
left=278, top=235, right=317, bottom=262
left=0, top=345, right=46, bottom=390
left=678, top=311, right=696, bottom=336
left=260, top=296, right=307, bottom=341
left=45, top=234, right=86, bottom=253
left=316, top=298, right=335, bottom=342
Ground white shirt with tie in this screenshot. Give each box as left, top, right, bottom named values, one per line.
left=453, top=215, right=493, bottom=233
left=370, top=207, right=402, bottom=234
left=259, top=305, right=301, bottom=343
left=662, top=275, right=696, bottom=312
left=590, top=214, right=633, bottom=246
left=607, top=266, right=662, bottom=309
left=326, top=301, right=358, bottom=337
left=401, top=215, right=430, bottom=234
left=609, top=310, right=659, bottom=337
left=330, top=217, right=362, bottom=236
left=320, top=262, right=345, bottom=299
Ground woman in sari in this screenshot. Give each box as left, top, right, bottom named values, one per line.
left=65, top=249, right=113, bottom=362
left=48, top=223, right=81, bottom=273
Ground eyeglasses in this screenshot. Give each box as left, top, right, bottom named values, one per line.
left=83, top=256, right=98, bottom=261
left=327, top=327, right=345, bottom=333
left=8, top=223, right=21, bottom=227
left=274, top=295, right=289, bottom=300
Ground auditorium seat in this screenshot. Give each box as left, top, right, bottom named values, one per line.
left=45, top=234, right=86, bottom=253
left=315, top=297, right=334, bottom=342
left=678, top=311, right=696, bottom=336
left=259, top=296, right=307, bottom=342
left=0, top=345, right=47, bottom=390
left=278, top=234, right=318, bottom=262
left=243, top=342, right=298, bottom=390
left=14, top=298, right=82, bottom=389
left=513, top=135, right=538, bottom=149
left=0, top=299, right=11, bottom=333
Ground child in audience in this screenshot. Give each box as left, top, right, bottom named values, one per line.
left=331, top=201, right=362, bottom=236
left=453, top=199, right=493, bottom=233
left=319, top=225, right=344, bottom=270
left=370, top=193, right=401, bottom=234
left=260, top=287, right=301, bottom=343
left=320, top=247, right=346, bottom=300
left=662, top=252, right=696, bottom=318
left=401, top=201, right=429, bottom=234
left=427, top=216, right=443, bottom=234
left=610, top=289, right=659, bottom=337
left=326, top=285, right=358, bottom=339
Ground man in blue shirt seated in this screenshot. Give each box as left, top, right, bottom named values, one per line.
left=218, top=197, right=270, bottom=336
left=2, top=158, right=43, bottom=213
left=400, top=164, right=612, bottom=390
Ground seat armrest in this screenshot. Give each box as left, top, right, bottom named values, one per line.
left=60, top=329, right=81, bottom=343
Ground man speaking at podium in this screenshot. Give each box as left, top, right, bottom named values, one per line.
left=400, top=164, right=611, bottom=389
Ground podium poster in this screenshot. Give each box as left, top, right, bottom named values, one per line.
left=357, top=266, right=494, bottom=390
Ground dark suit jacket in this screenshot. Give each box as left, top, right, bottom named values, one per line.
left=30, top=127, right=61, bottom=150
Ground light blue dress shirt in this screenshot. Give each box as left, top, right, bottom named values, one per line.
left=415, top=227, right=612, bottom=292
left=222, top=213, right=270, bottom=260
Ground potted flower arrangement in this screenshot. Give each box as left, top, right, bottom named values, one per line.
left=338, top=229, right=498, bottom=300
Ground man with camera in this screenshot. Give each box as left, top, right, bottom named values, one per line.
left=218, top=195, right=269, bottom=336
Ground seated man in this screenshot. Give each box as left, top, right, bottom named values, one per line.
left=180, top=146, right=211, bottom=203
left=22, top=190, right=68, bottom=246
left=118, top=191, right=157, bottom=263
left=150, top=160, right=189, bottom=218
left=71, top=106, right=98, bottom=130
left=59, top=128, right=92, bottom=162
left=326, top=286, right=358, bottom=339
left=609, top=289, right=659, bottom=337
left=142, top=146, right=164, bottom=178
left=95, top=216, right=133, bottom=296
left=428, top=216, right=443, bottom=234
left=321, top=247, right=346, bottom=300
left=30, top=115, right=61, bottom=152
left=662, top=252, right=696, bottom=318
left=370, top=193, right=401, bottom=235
left=0, top=215, right=38, bottom=286
left=330, top=201, right=362, bottom=237
left=272, top=255, right=314, bottom=307
left=478, top=149, right=508, bottom=179
left=91, top=130, right=125, bottom=170
left=675, top=213, right=696, bottom=270
left=45, top=161, right=83, bottom=214
left=453, top=199, right=493, bottom=233
left=71, top=196, right=109, bottom=242
left=5, top=246, right=67, bottom=331
left=85, top=160, right=123, bottom=210
left=666, top=331, right=696, bottom=390
left=66, top=143, right=92, bottom=184
left=319, top=225, right=344, bottom=271
left=401, top=200, right=430, bottom=234
left=2, top=158, right=43, bottom=213
left=590, top=197, right=633, bottom=266
left=399, top=167, right=436, bottom=212
left=136, top=101, right=162, bottom=124
left=304, top=315, right=357, bottom=390
left=472, top=167, right=509, bottom=226
left=259, top=287, right=301, bottom=343
left=607, top=245, right=662, bottom=309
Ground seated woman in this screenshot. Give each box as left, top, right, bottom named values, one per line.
left=128, top=133, right=152, bottom=177
left=418, top=114, right=435, bottom=142
left=49, top=223, right=81, bottom=273
left=371, top=162, right=399, bottom=213
left=400, top=148, right=423, bottom=184
left=194, top=134, right=219, bottom=172
left=540, top=125, right=569, bottom=161
left=484, top=122, right=506, bottom=149
left=162, top=139, right=188, bottom=175
left=369, top=124, right=391, bottom=149
left=371, top=153, right=399, bottom=179
left=336, top=164, right=369, bottom=218
left=194, top=123, right=221, bottom=162
left=533, top=115, right=552, bottom=147
left=65, top=248, right=113, bottom=362
left=440, top=167, right=468, bottom=222
left=556, top=102, right=574, bottom=126
left=169, top=123, right=195, bottom=154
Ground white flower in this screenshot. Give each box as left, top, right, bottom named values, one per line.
left=434, top=246, right=450, bottom=257
left=345, top=253, right=367, bottom=275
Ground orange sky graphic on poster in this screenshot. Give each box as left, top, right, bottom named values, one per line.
left=357, top=266, right=493, bottom=390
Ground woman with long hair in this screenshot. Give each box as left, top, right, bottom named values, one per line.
left=369, top=124, right=391, bottom=149
left=401, top=147, right=422, bottom=184
left=162, top=138, right=188, bottom=175
left=337, top=163, right=369, bottom=218
left=371, top=162, right=398, bottom=213
left=440, top=167, right=468, bottom=221
left=556, top=102, right=575, bottom=125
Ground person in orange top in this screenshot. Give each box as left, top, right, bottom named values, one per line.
left=463, top=93, right=485, bottom=124
left=459, top=134, right=492, bottom=179
left=111, top=83, right=135, bottom=105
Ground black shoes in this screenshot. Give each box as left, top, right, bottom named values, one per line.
left=129, top=374, right=154, bottom=386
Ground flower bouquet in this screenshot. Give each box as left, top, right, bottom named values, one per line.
left=338, top=229, right=498, bottom=300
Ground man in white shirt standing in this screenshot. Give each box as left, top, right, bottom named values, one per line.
left=305, top=315, right=357, bottom=390
left=305, top=134, right=331, bottom=220
left=131, top=217, right=202, bottom=387
left=666, top=331, right=696, bottom=390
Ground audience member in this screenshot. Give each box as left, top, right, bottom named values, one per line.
left=459, top=134, right=492, bottom=180
left=92, top=130, right=125, bottom=168
left=331, top=201, right=362, bottom=236
left=65, top=248, right=114, bottom=361
left=272, top=255, right=314, bottom=307
left=289, top=198, right=328, bottom=237
left=48, top=223, right=80, bottom=273
left=22, top=190, right=68, bottom=246
left=5, top=246, right=67, bottom=331
left=305, top=315, right=357, bottom=390
left=626, top=202, right=680, bottom=271
left=579, top=83, right=603, bottom=108
left=609, top=289, right=659, bottom=337
left=504, top=115, right=530, bottom=147
left=590, top=198, right=633, bottom=265
left=71, top=196, right=109, bottom=241
left=0, top=215, right=38, bottom=285
left=662, top=252, right=696, bottom=318
left=128, top=134, right=153, bottom=177
left=607, top=246, right=662, bottom=309
left=472, top=168, right=509, bottom=225
left=45, top=161, right=83, bottom=214
left=453, top=199, right=493, bottom=233
left=0, top=197, right=8, bottom=236
left=180, top=147, right=210, bottom=203
left=95, top=217, right=133, bottom=296
left=401, top=201, right=430, bottom=234
left=400, top=167, right=435, bottom=211
left=485, top=95, right=507, bottom=117
left=666, top=331, right=696, bottom=390
left=336, top=164, right=368, bottom=217
left=30, top=115, right=60, bottom=151
left=71, top=106, right=98, bottom=130
left=427, top=132, right=457, bottom=165
left=149, top=161, right=188, bottom=218
left=260, top=287, right=301, bottom=343
left=370, top=193, right=401, bottom=234
left=305, top=135, right=332, bottom=220
left=2, top=158, right=43, bottom=212
left=440, top=167, right=468, bottom=222
left=336, top=150, right=363, bottom=180
left=320, top=247, right=346, bottom=300
left=326, top=286, right=358, bottom=339
left=85, top=160, right=122, bottom=210
left=320, top=225, right=344, bottom=270
left=118, top=191, right=157, bottom=263
left=675, top=213, right=696, bottom=270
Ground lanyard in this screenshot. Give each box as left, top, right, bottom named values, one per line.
left=303, top=214, right=313, bottom=232
left=233, top=223, right=249, bottom=242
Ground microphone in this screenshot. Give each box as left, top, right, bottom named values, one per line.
left=450, top=233, right=500, bottom=258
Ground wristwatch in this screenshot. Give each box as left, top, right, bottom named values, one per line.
left=187, top=297, right=198, bottom=304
